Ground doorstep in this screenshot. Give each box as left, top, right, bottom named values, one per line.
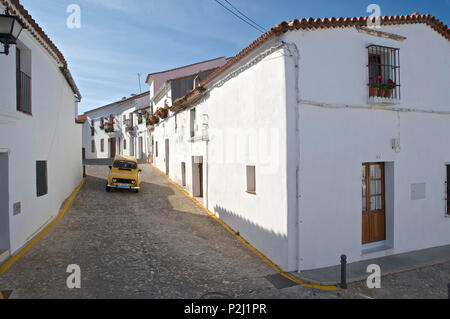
left=292, top=245, right=450, bottom=286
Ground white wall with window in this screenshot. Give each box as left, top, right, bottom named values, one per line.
left=0, top=1, right=83, bottom=255
left=283, top=23, right=450, bottom=270
left=82, top=92, right=150, bottom=160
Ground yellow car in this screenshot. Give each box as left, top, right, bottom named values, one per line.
left=106, top=156, right=141, bottom=193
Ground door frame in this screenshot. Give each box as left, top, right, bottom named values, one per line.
left=0, top=151, right=10, bottom=252
left=362, top=162, right=386, bottom=244
left=165, top=139, right=170, bottom=176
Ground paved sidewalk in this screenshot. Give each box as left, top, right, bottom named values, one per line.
left=0, top=164, right=449, bottom=299
left=295, top=245, right=450, bottom=285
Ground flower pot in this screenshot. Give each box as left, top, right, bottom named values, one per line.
left=384, top=89, right=393, bottom=98
left=369, top=87, right=379, bottom=97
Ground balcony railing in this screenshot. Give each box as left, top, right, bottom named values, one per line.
left=17, top=71, right=32, bottom=114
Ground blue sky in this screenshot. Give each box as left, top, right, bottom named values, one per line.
left=20, top=0, right=450, bottom=113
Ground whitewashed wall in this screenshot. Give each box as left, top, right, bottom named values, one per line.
left=0, top=14, right=83, bottom=254
left=282, top=24, right=450, bottom=270
left=150, top=39, right=295, bottom=271
left=83, top=94, right=150, bottom=159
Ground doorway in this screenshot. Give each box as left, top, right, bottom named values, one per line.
left=362, top=163, right=386, bottom=244
left=109, top=138, right=116, bottom=158
left=139, top=136, right=144, bottom=159
left=165, top=139, right=170, bottom=175
left=0, top=153, right=10, bottom=253
left=192, top=156, right=203, bottom=197
left=181, top=162, right=186, bottom=187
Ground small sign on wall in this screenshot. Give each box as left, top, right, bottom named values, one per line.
left=411, top=183, right=426, bottom=200
left=13, top=202, right=21, bottom=215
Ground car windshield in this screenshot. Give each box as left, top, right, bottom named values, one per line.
left=113, top=160, right=137, bottom=170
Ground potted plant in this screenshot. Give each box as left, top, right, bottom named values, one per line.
left=369, top=75, right=382, bottom=97
left=379, top=79, right=396, bottom=98
left=385, top=79, right=396, bottom=98
left=138, top=115, right=143, bottom=125
left=156, top=106, right=169, bottom=119
left=127, top=125, right=135, bottom=132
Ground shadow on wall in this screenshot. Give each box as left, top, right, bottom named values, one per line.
left=213, top=205, right=289, bottom=271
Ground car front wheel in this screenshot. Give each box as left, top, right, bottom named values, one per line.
left=106, top=185, right=111, bottom=192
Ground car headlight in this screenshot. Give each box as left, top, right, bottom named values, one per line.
left=131, top=180, right=136, bottom=185
left=112, top=179, right=117, bottom=183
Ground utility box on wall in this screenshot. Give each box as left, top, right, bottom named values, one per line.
left=411, top=183, right=426, bottom=200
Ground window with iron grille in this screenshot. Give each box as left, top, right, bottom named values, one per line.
left=91, top=120, right=95, bottom=136
left=16, top=47, right=32, bottom=115
left=367, top=45, right=400, bottom=100
left=36, top=161, right=48, bottom=197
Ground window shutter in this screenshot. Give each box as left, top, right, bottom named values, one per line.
left=36, top=161, right=48, bottom=197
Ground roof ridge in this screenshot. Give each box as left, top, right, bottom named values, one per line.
left=145, top=56, right=226, bottom=82
left=3, top=0, right=68, bottom=66
left=199, top=13, right=449, bottom=88
left=85, top=91, right=150, bottom=114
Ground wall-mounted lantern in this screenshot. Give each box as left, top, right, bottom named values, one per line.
left=0, top=7, right=25, bottom=55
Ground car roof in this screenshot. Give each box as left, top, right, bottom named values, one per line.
left=113, top=155, right=138, bottom=163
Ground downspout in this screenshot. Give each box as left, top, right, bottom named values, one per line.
left=203, top=114, right=210, bottom=210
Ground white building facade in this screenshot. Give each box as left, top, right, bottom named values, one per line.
left=0, top=0, right=83, bottom=262
left=149, top=14, right=450, bottom=272
left=82, top=92, right=151, bottom=161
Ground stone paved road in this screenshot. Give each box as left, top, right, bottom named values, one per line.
left=0, top=164, right=449, bottom=299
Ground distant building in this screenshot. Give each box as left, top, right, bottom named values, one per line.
left=0, top=0, right=83, bottom=263
left=82, top=92, right=150, bottom=160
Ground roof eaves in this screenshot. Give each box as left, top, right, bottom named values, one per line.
left=200, top=13, right=450, bottom=88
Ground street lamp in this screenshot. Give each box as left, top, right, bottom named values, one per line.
left=0, top=7, right=25, bottom=55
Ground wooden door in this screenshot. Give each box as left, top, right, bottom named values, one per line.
left=110, top=138, right=116, bottom=158
left=362, top=163, right=386, bottom=244
left=199, top=163, right=203, bottom=197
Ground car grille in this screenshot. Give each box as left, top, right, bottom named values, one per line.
left=115, top=179, right=134, bottom=184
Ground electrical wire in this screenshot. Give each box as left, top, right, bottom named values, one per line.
left=223, top=0, right=267, bottom=32
left=213, top=0, right=266, bottom=33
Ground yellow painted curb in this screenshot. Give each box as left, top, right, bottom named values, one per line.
left=150, top=164, right=337, bottom=291
left=0, top=177, right=86, bottom=276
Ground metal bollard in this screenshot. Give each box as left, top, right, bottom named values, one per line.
left=340, top=255, right=347, bottom=289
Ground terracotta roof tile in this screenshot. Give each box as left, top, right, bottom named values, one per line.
left=200, top=13, right=449, bottom=89
left=2, top=0, right=67, bottom=66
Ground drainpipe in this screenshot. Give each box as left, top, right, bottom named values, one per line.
left=203, top=114, right=209, bottom=210
left=282, top=41, right=301, bottom=271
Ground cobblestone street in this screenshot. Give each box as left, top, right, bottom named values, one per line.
left=0, top=164, right=448, bottom=299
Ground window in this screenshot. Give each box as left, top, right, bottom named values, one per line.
left=367, top=45, right=400, bottom=100
left=91, top=140, right=95, bottom=153
left=91, top=120, right=95, bottom=136
left=447, top=165, right=450, bottom=215
left=246, top=165, right=256, bottom=194
left=16, top=47, right=32, bottom=114
left=190, top=108, right=196, bottom=138
left=36, top=161, right=48, bottom=197
left=124, top=139, right=127, bottom=150
left=100, top=139, right=104, bottom=152
left=156, top=141, right=158, bottom=157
